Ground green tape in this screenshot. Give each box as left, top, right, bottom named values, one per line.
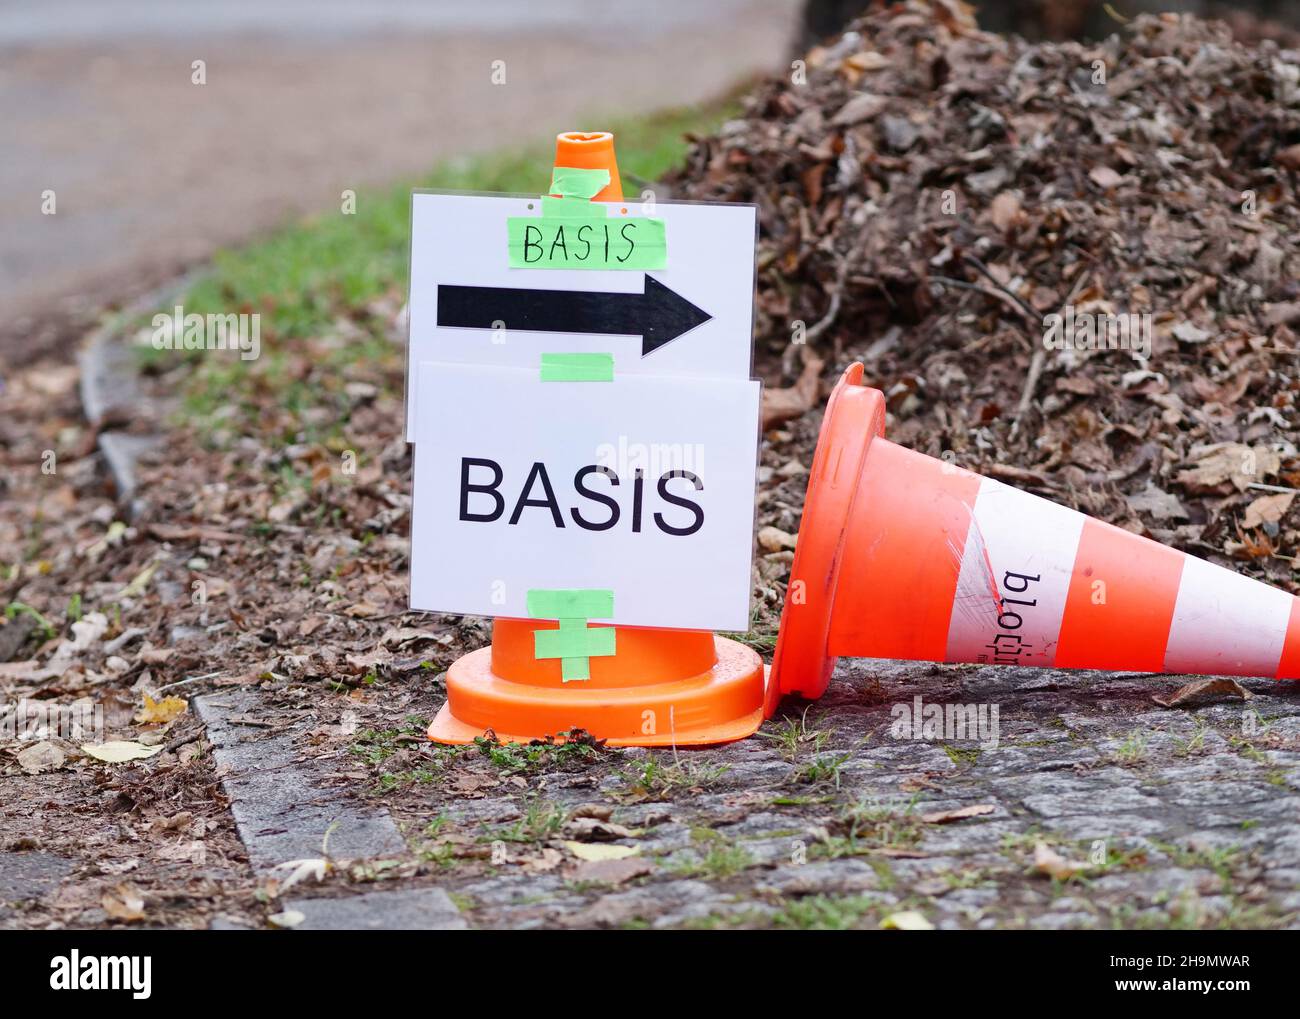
left=534, top=620, right=616, bottom=660
left=527, top=589, right=615, bottom=618
left=549, top=166, right=610, bottom=200
left=539, top=352, right=614, bottom=382
left=561, top=657, right=590, bottom=682
left=506, top=216, right=667, bottom=270
left=527, top=590, right=616, bottom=682
left=541, top=195, right=604, bottom=218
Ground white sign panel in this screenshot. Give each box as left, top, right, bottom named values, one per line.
left=405, top=192, right=757, bottom=439
left=410, top=360, right=761, bottom=631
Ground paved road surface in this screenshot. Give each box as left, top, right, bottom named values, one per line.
left=0, top=0, right=802, bottom=365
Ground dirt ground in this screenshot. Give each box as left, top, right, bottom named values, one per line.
left=2, top=283, right=1298, bottom=929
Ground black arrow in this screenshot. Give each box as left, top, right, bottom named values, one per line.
left=436, top=275, right=712, bottom=356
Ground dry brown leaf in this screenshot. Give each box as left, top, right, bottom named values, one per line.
left=1242, top=491, right=1295, bottom=529
left=761, top=355, right=825, bottom=429
left=16, top=741, right=66, bottom=775
left=101, top=884, right=146, bottom=922
left=1033, top=842, right=1087, bottom=880
left=757, top=526, right=798, bottom=552
left=1153, top=677, right=1253, bottom=708
left=1175, top=444, right=1280, bottom=493
left=563, top=817, right=634, bottom=842
left=920, top=803, right=995, bottom=824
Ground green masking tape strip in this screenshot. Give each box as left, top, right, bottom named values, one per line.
left=506, top=216, right=667, bottom=270
left=534, top=620, right=617, bottom=660
left=549, top=166, right=611, bottom=200
left=526, top=588, right=615, bottom=619
left=561, top=656, right=590, bottom=682
left=541, top=195, right=604, bottom=218
left=539, top=352, right=614, bottom=382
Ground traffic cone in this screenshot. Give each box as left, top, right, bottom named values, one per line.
left=427, top=132, right=766, bottom=747
left=769, top=362, right=1300, bottom=710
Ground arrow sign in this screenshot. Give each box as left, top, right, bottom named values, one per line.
left=436, top=275, right=712, bottom=356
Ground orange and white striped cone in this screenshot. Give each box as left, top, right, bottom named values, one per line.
left=768, top=362, right=1300, bottom=710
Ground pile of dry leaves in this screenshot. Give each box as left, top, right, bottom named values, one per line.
left=672, top=1, right=1300, bottom=587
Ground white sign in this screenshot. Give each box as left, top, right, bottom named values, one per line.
left=405, top=191, right=757, bottom=439
left=410, top=360, right=761, bottom=631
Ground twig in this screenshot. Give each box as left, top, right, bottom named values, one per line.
left=961, top=255, right=1039, bottom=324
left=1248, top=482, right=1299, bottom=494
left=930, top=276, right=1036, bottom=323
left=156, top=671, right=223, bottom=693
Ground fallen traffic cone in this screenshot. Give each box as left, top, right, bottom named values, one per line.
left=769, top=362, right=1300, bottom=710
left=428, top=131, right=765, bottom=747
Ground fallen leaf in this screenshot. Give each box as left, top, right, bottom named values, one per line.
left=102, top=884, right=146, bottom=922
left=757, top=526, right=798, bottom=552
left=1176, top=444, right=1279, bottom=493
left=564, top=841, right=639, bottom=862
left=761, top=355, right=824, bottom=429
left=59, top=612, right=109, bottom=657
left=16, top=741, right=66, bottom=775
left=920, top=803, right=995, bottom=824
left=116, top=561, right=158, bottom=599
left=1033, top=842, right=1087, bottom=880
left=81, top=741, right=165, bottom=763
left=571, top=856, right=654, bottom=885
left=563, top=817, right=634, bottom=841
left=831, top=92, right=887, bottom=126
left=1088, top=165, right=1124, bottom=189
left=1242, top=491, right=1295, bottom=529
left=989, top=191, right=1023, bottom=231
left=268, top=910, right=305, bottom=928
left=1172, top=321, right=1213, bottom=344
left=268, top=857, right=329, bottom=894
left=567, top=804, right=614, bottom=822
left=880, top=910, right=934, bottom=930
left=522, top=847, right=565, bottom=873
left=1125, top=483, right=1187, bottom=521
left=135, top=693, right=188, bottom=725
left=1153, top=677, right=1253, bottom=708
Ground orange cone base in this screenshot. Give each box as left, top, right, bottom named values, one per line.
left=427, top=636, right=767, bottom=747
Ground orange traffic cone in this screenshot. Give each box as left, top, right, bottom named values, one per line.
left=769, top=362, right=1300, bottom=710
left=428, top=132, right=766, bottom=747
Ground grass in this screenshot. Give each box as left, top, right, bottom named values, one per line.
left=486, top=798, right=568, bottom=844
left=759, top=706, right=833, bottom=761
left=791, top=750, right=853, bottom=788
left=472, top=730, right=608, bottom=774
left=1110, top=728, right=1149, bottom=766
left=670, top=829, right=754, bottom=880
left=771, top=894, right=880, bottom=930
left=617, top=754, right=730, bottom=800
left=813, top=797, right=923, bottom=859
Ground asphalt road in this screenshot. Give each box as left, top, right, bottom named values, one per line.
left=0, top=0, right=801, bottom=365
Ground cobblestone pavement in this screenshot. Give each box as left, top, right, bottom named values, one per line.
left=378, top=660, right=1300, bottom=929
